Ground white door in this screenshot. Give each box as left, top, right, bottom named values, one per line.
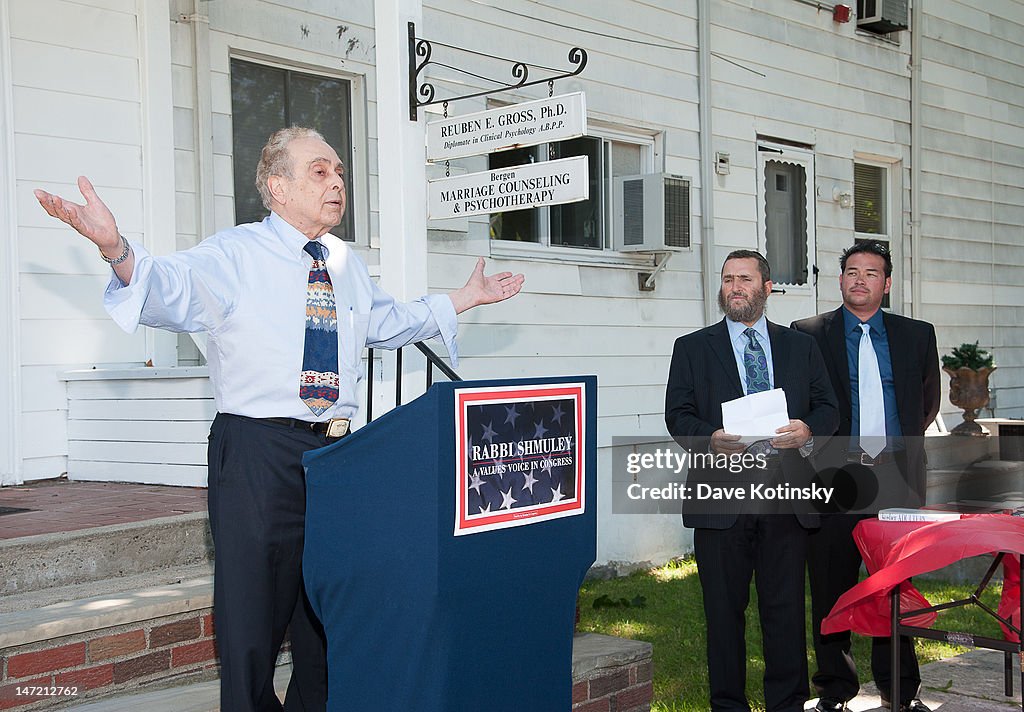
left=756, top=141, right=818, bottom=326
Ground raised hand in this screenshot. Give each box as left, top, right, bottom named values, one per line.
left=34, top=176, right=121, bottom=254
left=449, top=257, right=525, bottom=314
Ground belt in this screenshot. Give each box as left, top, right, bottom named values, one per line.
left=259, top=416, right=351, bottom=439
left=846, top=450, right=895, bottom=467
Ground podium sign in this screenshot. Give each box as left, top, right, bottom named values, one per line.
left=455, top=382, right=586, bottom=535
left=427, top=155, right=588, bottom=219
left=426, top=92, right=586, bottom=161
left=302, top=376, right=597, bottom=712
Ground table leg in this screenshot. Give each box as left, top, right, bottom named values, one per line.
left=891, top=587, right=900, bottom=709
left=1006, top=651, right=1012, bottom=697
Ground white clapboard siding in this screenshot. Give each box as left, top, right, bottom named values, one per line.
left=453, top=356, right=672, bottom=388
left=68, top=377, right=214, bottom=401
left=11, top=0, right=149, bottom=479
left=69, top=461, right=209, bottom=488
left=63, top=370, right=215, bottom=486
left=69, top=398, right=218, bottom=422
left=69, top=419, right=212, bottom=443
left=10, top=38, right=141, bottom=102
left=21, top=320, right=147, bottom=365
left=13, top=86, right=142, bottom=146
left=21, top=411, right=68, bottom=460
left=70, top=441, right=208, bottom=466
left=918, top=1, right=1024, bottom=418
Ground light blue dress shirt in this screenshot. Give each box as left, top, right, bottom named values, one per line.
left=726, top=315, right=774, bottom=393
left=842, top=307, right=902, bottom=438
left=105, top=212, right=458, bottom=421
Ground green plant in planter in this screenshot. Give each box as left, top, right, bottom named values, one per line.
left=941, top=341, right=995, bottom=371
left=942, top=342, right=996, bottom=436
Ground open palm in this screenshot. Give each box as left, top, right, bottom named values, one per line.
left=34, top=176, right=120, bottom=250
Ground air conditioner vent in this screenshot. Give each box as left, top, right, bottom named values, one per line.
left=612, top=173, right=691, bottom=252
left=857, top=0, right=908, bottom=33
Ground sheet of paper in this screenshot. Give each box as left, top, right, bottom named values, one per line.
left=720, top=388, right=790, bottom=444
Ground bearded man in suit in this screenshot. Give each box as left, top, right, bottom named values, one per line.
left=666, top=249, right=838, bottom=712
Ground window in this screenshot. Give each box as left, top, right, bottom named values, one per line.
left=488, top=135, right=651, bottom=250
left=854, top=163, right=886, bottom=236
left=230, top=58, right=354, bottom=240
left=854, top=162, right=891, bottom=308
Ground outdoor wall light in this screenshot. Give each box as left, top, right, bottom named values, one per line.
left=832, top=185, right=853, bottom=208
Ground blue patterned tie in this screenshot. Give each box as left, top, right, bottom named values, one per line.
left=742, top=328, right=771, bottom=394
left=299, top=241, right=339, bottom=416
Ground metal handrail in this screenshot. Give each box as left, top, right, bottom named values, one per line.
left=364, top=342, right=462, bottom=423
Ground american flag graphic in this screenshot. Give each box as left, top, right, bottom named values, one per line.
left=455, top=385, right=586, bottom=535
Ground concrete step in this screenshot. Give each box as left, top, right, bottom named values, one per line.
left=926, top=459, right=1024, bottom=509
left=923, top=432, right=996, bottom=470
left=0, top=513, right=213, bottom=596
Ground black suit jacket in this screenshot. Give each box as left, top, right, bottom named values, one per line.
left=790, top=307, right=940, bottom=498
left=665, top=319, right=839, bottom=530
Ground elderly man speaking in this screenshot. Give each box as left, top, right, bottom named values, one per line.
left=35, top=126, right=524, bottom=712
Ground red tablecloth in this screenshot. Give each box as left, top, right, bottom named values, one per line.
left=821, top=514, right=1023, bottom=642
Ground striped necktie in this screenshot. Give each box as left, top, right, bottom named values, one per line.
left=299, top=241, right=339, bottom=416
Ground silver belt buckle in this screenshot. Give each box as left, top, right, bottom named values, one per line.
left=860, top=452, right=875, bottom=467
left=326, top=418, right=350, bottom=438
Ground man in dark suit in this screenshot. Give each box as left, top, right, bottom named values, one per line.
left=792, top=240, right=940, bottom=712
left=665, top=250, right=838, bottom=712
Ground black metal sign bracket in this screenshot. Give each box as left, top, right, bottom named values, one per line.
left=408, top=22, right=587, bottom=121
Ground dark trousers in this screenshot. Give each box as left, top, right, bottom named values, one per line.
left=208, top=413, right=333, bottom=712
left=694, top=514, right=809, bottom=712
left=807, top=513, right=921, bottom=704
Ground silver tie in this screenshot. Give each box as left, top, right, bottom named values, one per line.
left=858, top=323, right=886, bottom=457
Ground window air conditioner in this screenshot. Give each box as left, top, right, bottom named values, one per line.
left=857, top=0, right=908, bottom=33
left=612, top=173, right=691, bottom=252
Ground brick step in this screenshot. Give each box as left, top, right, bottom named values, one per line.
left=64, top=664, right=291, bottom=711
left=0, top=513, right=213, bottom=596
left=0, top=571, right=219, bottom=710
left=10, top=632, right=653, bottom=712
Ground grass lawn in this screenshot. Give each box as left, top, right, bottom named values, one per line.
left=577, top=558, right=1006, bottom=712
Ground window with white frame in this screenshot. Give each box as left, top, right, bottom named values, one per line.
left=854, top=162, right=887, bottom=240
left=230, top=58, right=355, bottom=240
left=488, top=134, right=653, bottom=250
left=854, top=161, right=891, bottom=307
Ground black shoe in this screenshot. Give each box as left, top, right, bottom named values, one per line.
left=880, top=696, right=932, bottom=712
left=814, top=699, right=847, bottom=712
left=901, top=700, right=932, bottom=712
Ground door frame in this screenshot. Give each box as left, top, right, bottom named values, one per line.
left=0, top=0, right=21, bottom=485
left=756, top=139, right=818, bottom=324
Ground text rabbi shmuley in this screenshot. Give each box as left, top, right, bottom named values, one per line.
left=471, top=436, right=573, bottom=462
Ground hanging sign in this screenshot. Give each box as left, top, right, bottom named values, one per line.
left=427, top=156, right=588, bottom=220
left=426, top=92, right=586, bottom=162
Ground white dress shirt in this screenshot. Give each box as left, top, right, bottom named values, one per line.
left=105, top=212, right=458, bottom=420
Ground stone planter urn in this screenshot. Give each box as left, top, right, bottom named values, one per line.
left=944, top=365, right=996, bottom=436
